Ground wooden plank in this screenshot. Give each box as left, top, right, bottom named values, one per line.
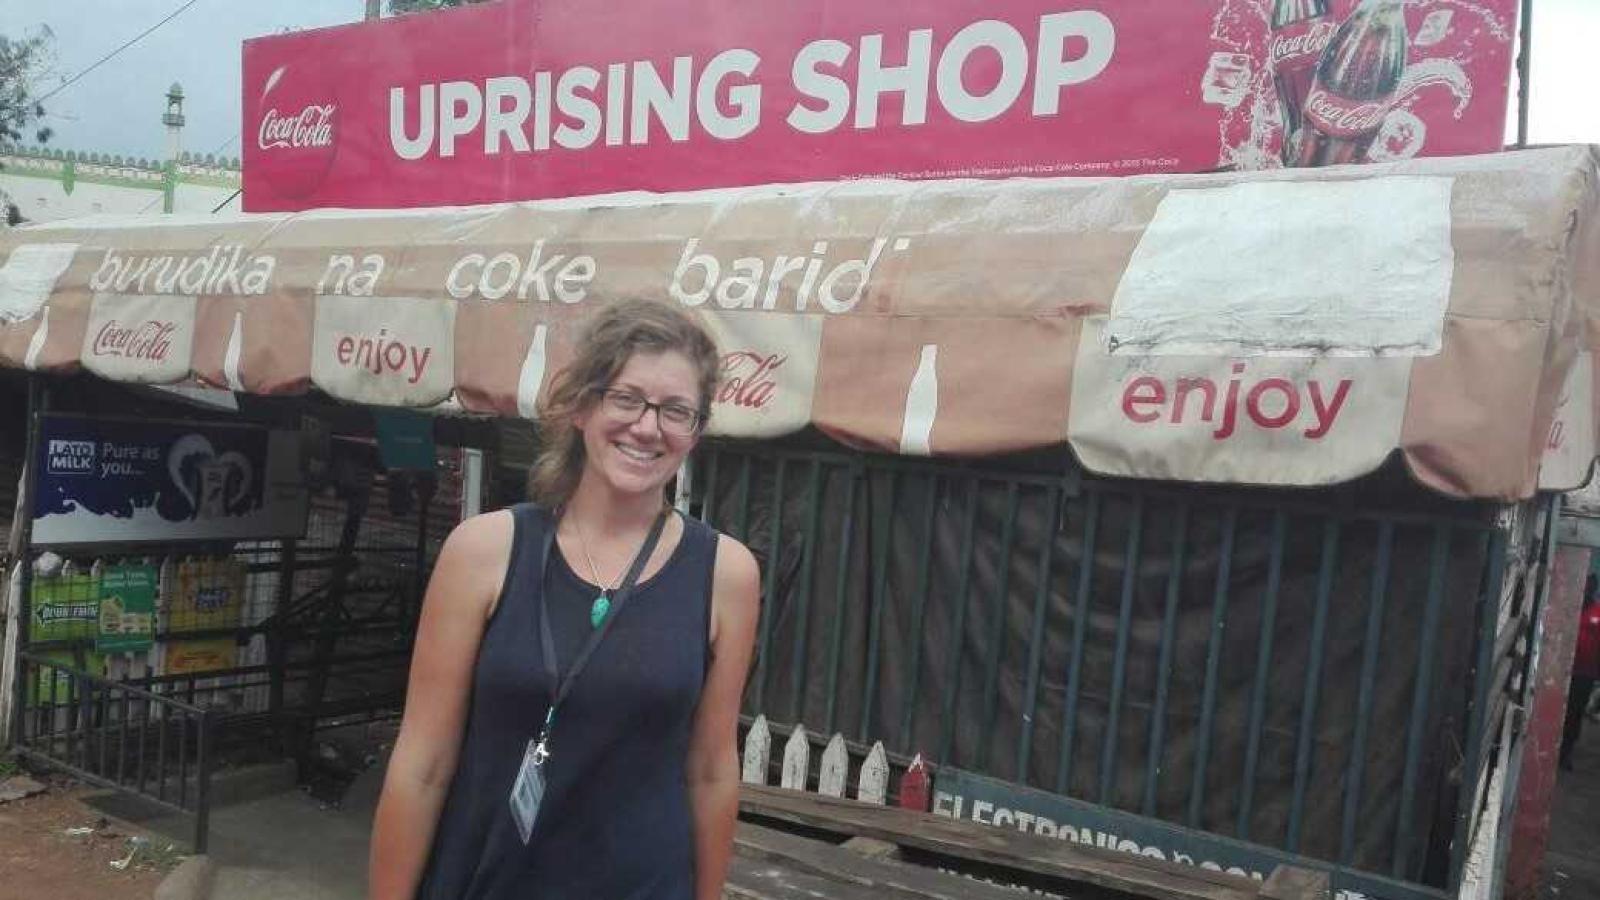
left=781, top=726, right=810, bottom=791
left=1258, top=865, right=1330, bottom=900
left=744, top=713, right=926, bottom=774
left=899, top=752, right=931, bottom=811
left=740, top=715, right=929, bottom=806
left=819, top=733, right=849, bottom=797
left=841, top=836, right=901, bottom=861
left=742, top=714, right=771, bottom=786
left=736, top=821, right=1044, bottom=900
left=726, top=854, right=887, bottom=900
left=741, top=785, right=1258, bottom=900
left=858, top=741, right=889, bottom=805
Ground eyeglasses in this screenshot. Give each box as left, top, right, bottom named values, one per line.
left=595, top=388, right=704, bottom=436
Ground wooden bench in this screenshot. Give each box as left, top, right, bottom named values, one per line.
left=734, top=716, right=1329, bottom=900
left=736, top=786, right=1329, bottom=900
left=732, top=820, right=1070, bottom=899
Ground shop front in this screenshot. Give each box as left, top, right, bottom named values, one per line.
left=0, top=143, right=1596, bottom=893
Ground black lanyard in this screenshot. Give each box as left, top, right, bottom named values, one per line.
left=531, top=507, right=669, bottom=760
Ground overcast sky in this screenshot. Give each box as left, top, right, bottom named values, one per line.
left=3, top=0, right=1596, bottom=163
left=3, top=0, right=358, bottom=162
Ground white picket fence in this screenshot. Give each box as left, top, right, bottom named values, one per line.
left=741, top=713, right=926, bottom=807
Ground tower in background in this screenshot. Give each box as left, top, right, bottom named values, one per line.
left=162, top=83, right=186, bottom=213
left=163, top=83, right=187, bottom=163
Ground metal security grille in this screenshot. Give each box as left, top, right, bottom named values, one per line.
left=10, top=430, right=460, bottom=851
left=690, top=443, right=1540, bottom=894
left=17, top=467, right=451, bottom=731
left=15, top=651, right=215, bottom=852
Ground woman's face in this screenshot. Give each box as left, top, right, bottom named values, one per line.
left=574, top=349, right=704, bottom=499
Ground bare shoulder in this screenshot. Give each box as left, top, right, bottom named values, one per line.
left=710, top=532, right=760, bottom=650
left=712, top=533, right=760, bottom=599
left=434, top=509, right=517, bottom=618
left=442, top=508, right=515, bottom=563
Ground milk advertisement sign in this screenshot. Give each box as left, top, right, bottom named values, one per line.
left=33, top=415, right=308, bottom=545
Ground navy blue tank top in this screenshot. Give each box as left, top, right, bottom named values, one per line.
left=418, top=504, right=716, bottom=900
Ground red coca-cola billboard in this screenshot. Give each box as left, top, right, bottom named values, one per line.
left=241, top=0, right=1518, bottom=212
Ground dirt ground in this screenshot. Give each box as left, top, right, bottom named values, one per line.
left=0, top=771, right=174, bottom=900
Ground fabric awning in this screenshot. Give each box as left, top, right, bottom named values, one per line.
left=2, top=146, right=1596, bottom=500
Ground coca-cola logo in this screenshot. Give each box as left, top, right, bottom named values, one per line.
left=92, top=320, right=178, bottom=363
left=716, top=351, right=784, bottom=410
left=1269, top=20, right=1336, bottom=67
left=1303, top=87, right=1389, bottom=138
left=246, top=60, right=341, bottom=201
left=258, top=104, right=336, bottom=151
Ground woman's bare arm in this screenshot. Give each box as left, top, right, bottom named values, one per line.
left=686, top=534, right=761, bottom=900
left=368, top=511, right=512, bottom=900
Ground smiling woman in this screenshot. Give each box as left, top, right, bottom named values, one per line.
left=528, top=299, right=721, bottom=506
left=368, top=298, right=761, bottom=900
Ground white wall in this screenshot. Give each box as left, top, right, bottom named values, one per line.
left=1, top=149, right=241, bottom=224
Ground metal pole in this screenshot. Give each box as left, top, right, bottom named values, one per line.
left=268, top=539, right=296, bottom=751
left=414, top=472, right=436, bottom=628
left=460, top=448, right=483, bottom=519
left=1489, top=496, right=1562, bottom=900
left=365, top=0, right=381, bottom=20
left=7, top=377, right=45, bottom=749
left=1450, top=529, right=1508, bottom=892
left=1516, top=0, right=1532, bottom=148
left=674, top=458, right=694, bottom=515
left=301, top=471, right=370, bottom=761
left=194, top=710, right=211, bottom=853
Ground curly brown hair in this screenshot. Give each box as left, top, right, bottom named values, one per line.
left=527, top=299, right=720, bottom=507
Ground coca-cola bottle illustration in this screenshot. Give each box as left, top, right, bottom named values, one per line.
left=1270, top=0, right=1332, bottom=164
left=1295, top=0, right=1409, bottom=168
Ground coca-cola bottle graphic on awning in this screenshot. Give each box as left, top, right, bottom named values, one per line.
left=1295, top=0, right=1409, bottom=167
left=1270, top=0, right=1332, bottom=164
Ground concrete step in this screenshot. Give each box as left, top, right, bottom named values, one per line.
left=81, top=759, right=299, bottom=839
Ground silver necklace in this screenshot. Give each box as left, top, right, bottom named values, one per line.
left=571, top=515, right=627, bottom=629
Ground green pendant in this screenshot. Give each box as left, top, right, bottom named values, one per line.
left=589, top=593, right=611, bottom=629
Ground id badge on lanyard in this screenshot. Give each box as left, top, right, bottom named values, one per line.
left=510, top=737, right=549, bottom=845
left=506, top=508, right=667, bottom=845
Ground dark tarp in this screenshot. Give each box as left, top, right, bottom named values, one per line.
left=709, top=447, right=1499, bottom=881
